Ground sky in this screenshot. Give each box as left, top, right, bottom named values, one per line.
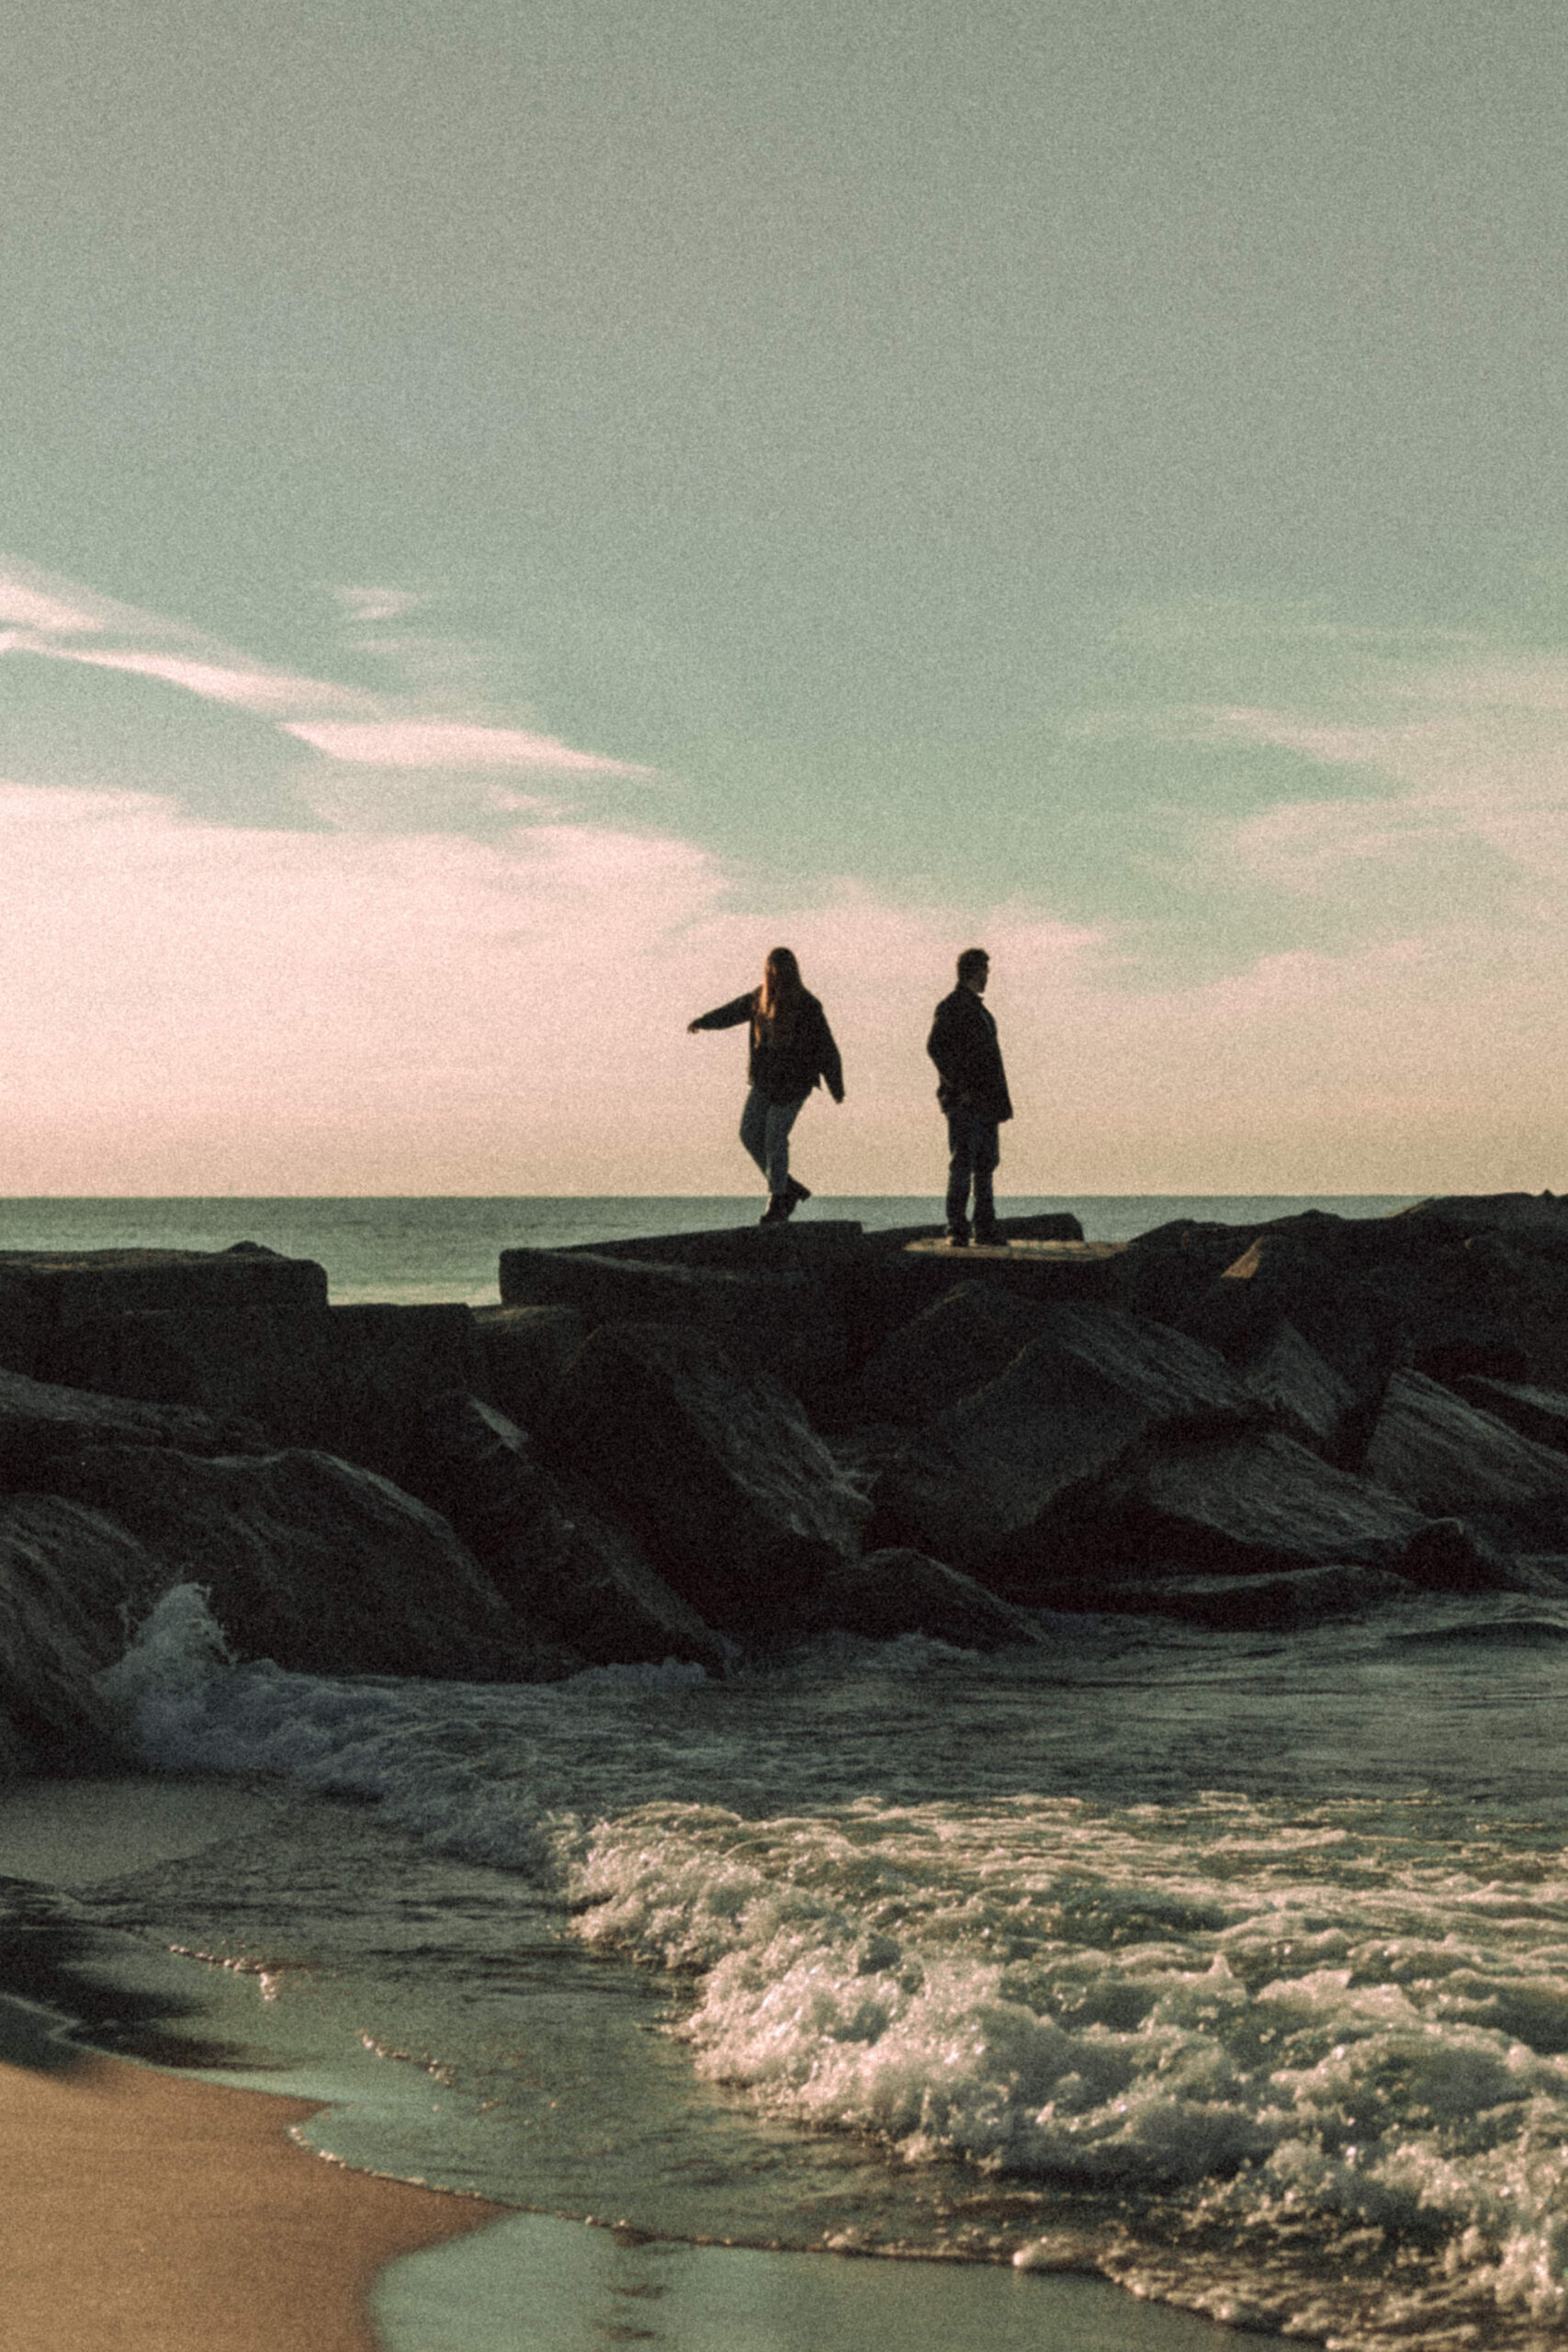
left=3, top=0, right=1567, bottom=1194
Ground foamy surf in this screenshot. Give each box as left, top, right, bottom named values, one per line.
left=73, top=1579, right=1568, bottom=2346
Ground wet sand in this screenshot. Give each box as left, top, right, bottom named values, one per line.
left=0, top=2044, right=503, bottom=2352
left=0, top=1777, right=1280, bottom=2352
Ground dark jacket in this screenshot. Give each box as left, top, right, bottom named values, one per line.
left=927, top=986, right=1012, bottom=1122
left=692, top=989, right=845, bottom=1105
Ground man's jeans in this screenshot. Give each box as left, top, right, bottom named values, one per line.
left=740, top=1087, right=807, bottom=1195
left=945, top=1109, right=1000, bottom=1237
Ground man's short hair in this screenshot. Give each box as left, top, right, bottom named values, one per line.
left=956, top=947, right=989, bottom=980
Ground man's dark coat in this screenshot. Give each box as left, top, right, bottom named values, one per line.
left=926, top=987, right=1013, bottom=1122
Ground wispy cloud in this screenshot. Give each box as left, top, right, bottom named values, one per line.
left=0, top=555, right=653, bottom=796
left=284, top=719, right=649, bottom=774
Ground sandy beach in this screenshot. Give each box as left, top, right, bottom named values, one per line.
left=0, top=2044, right=503, bottom=2352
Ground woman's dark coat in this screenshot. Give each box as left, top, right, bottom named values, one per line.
left=691, top=990, right=845, bottom=1105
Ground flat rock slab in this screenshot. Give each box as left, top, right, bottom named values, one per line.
left=1363, top=1369, right=1568, bottom=1551
left=51, top=1302, right=490, bottom=1495
left=0, top=1250, right=328, bottom=1384
left=500, top=1250, right=848, bottom=1392
left=553, top=1222, right=871, bottom=1269
left=39, top=1445, right=522, bottom=1680
left=896, top=1238, right=1124, bottom=1305
left=550, top=1320, right=868, bottom=1633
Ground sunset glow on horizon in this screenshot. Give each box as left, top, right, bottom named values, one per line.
left=4, top=5, right=1566, bottom=1197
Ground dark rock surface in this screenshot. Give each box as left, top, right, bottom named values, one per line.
left=473, top=1305, right=587, bottom=1435
left=39, top=1445, right=524, bottom=1680
left=0, top=1365, right=268, bottom=1482
left=929, top=1305, right=1266, bottom=1568
left=1454, top=1377, right=1568, bottom=1456
left=525, top=1467, right=733, bottom=1675
left=0, top=1248, right=328, bottom=1385
left=1098, top=1563, right=1415, bottom=1631
left=53, top=1298, right=491, bottom=1495
left=1000, top=1429, right=1481, bottom=1598
left=810, top=1547, right=1045, bottom=1649
left=418, top=1390, right=726, bottom=1672
left=853, top=1284, right=1051, bottom=1426
left=1235, top=1319, right=1359, bottom=1458
left=0, top=1497, right=153, bottom=1765
left=863, top=1212, right=1086, bottom=1251
left=550, top=1321, right=868, bottom=1632
left=829, top=1420, right=1006, bottom=1570
left=1362, top=1370, right=1568, bottom=1553
left=502, top=1249, right=850, bottom=1394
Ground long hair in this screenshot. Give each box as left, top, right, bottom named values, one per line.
left=757, top=945, right=806, bottom=1039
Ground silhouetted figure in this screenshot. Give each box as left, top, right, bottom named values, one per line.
left=688, top=947, right=845, bottom=1223
left=927, top=947, right=1012, bottom=1247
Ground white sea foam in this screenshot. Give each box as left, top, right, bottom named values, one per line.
left=100, top=1586, right=1568, bottom=2349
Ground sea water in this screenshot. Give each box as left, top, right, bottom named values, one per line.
left=17, top=1195, right=1566, bottom=2352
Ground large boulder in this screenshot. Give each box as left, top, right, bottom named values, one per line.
left=1235, top=1319, right=1359, bottom=1459
left=0, top=1246, right=327, bottom=1384
left=549, top=1322, right=869, bottom=1633
left=38, top=1446, right=525, bottom=1680
left=418, top=1391, right=728, bottom=1672
left=1097, top=1563, right=1415, bottom=1632
left=1454, top=1376, right=1568, bottom=1457
left=527, top=1468, right=733, bottom=1674
left=472, top=1306, right=586, bottom=1436
left=501, top=1250, right=849, bottom=1395
left=1121, top=1202, right=1568, bottom=1409
left=0, top=1496, right=154, bottom=1767
left=829, top=1421, right=1007, bottom=1569
left=996, top=1429, right=1490, bottom=1598
left=0, top=1365, right=268, bottom=1483
left=1362, top=1371, right=1568, bottom=1553
left=925, top=1304, right=1266, bottom=1568
left=810, top=1548, right=1046, bottom=1649
left=853, top=1285, right=1051, bottom=1426
left=51, top=1301, right=491, bottom=1495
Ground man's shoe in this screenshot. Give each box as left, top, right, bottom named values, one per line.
left=760, top=1196, right=791, bottom=1225
left=946, top=1228, right=970, bottom=1248
left=785, top=1177, right=811, bottom=1204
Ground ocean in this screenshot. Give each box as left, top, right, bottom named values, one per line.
left=10, top=1195, right=1568, bottom=2352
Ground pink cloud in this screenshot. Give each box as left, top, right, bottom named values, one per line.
left=0, top=780, right=1559, bottom=1195
left=284, top=720, right=652, bottom=775
left=59, top=647, right=376, bottom=718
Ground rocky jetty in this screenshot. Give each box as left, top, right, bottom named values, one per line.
left=4, top=1196, right=1568, bottom=1752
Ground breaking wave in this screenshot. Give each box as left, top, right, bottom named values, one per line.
left=99, top=1582, right=1568, bottom=2349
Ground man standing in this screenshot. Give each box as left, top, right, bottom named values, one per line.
left=926, top=947, right=1013, bottom=1247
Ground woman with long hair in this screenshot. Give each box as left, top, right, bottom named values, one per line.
left=687, top=947, right=845, bottom=1222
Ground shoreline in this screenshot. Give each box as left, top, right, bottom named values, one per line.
left=0, top=2040, right=505, bottom=2352
left=0, top=1776, right=1285, bottom=2352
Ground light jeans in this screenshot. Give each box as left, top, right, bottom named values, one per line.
left=739, top=1087, right=807, bottom=1196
